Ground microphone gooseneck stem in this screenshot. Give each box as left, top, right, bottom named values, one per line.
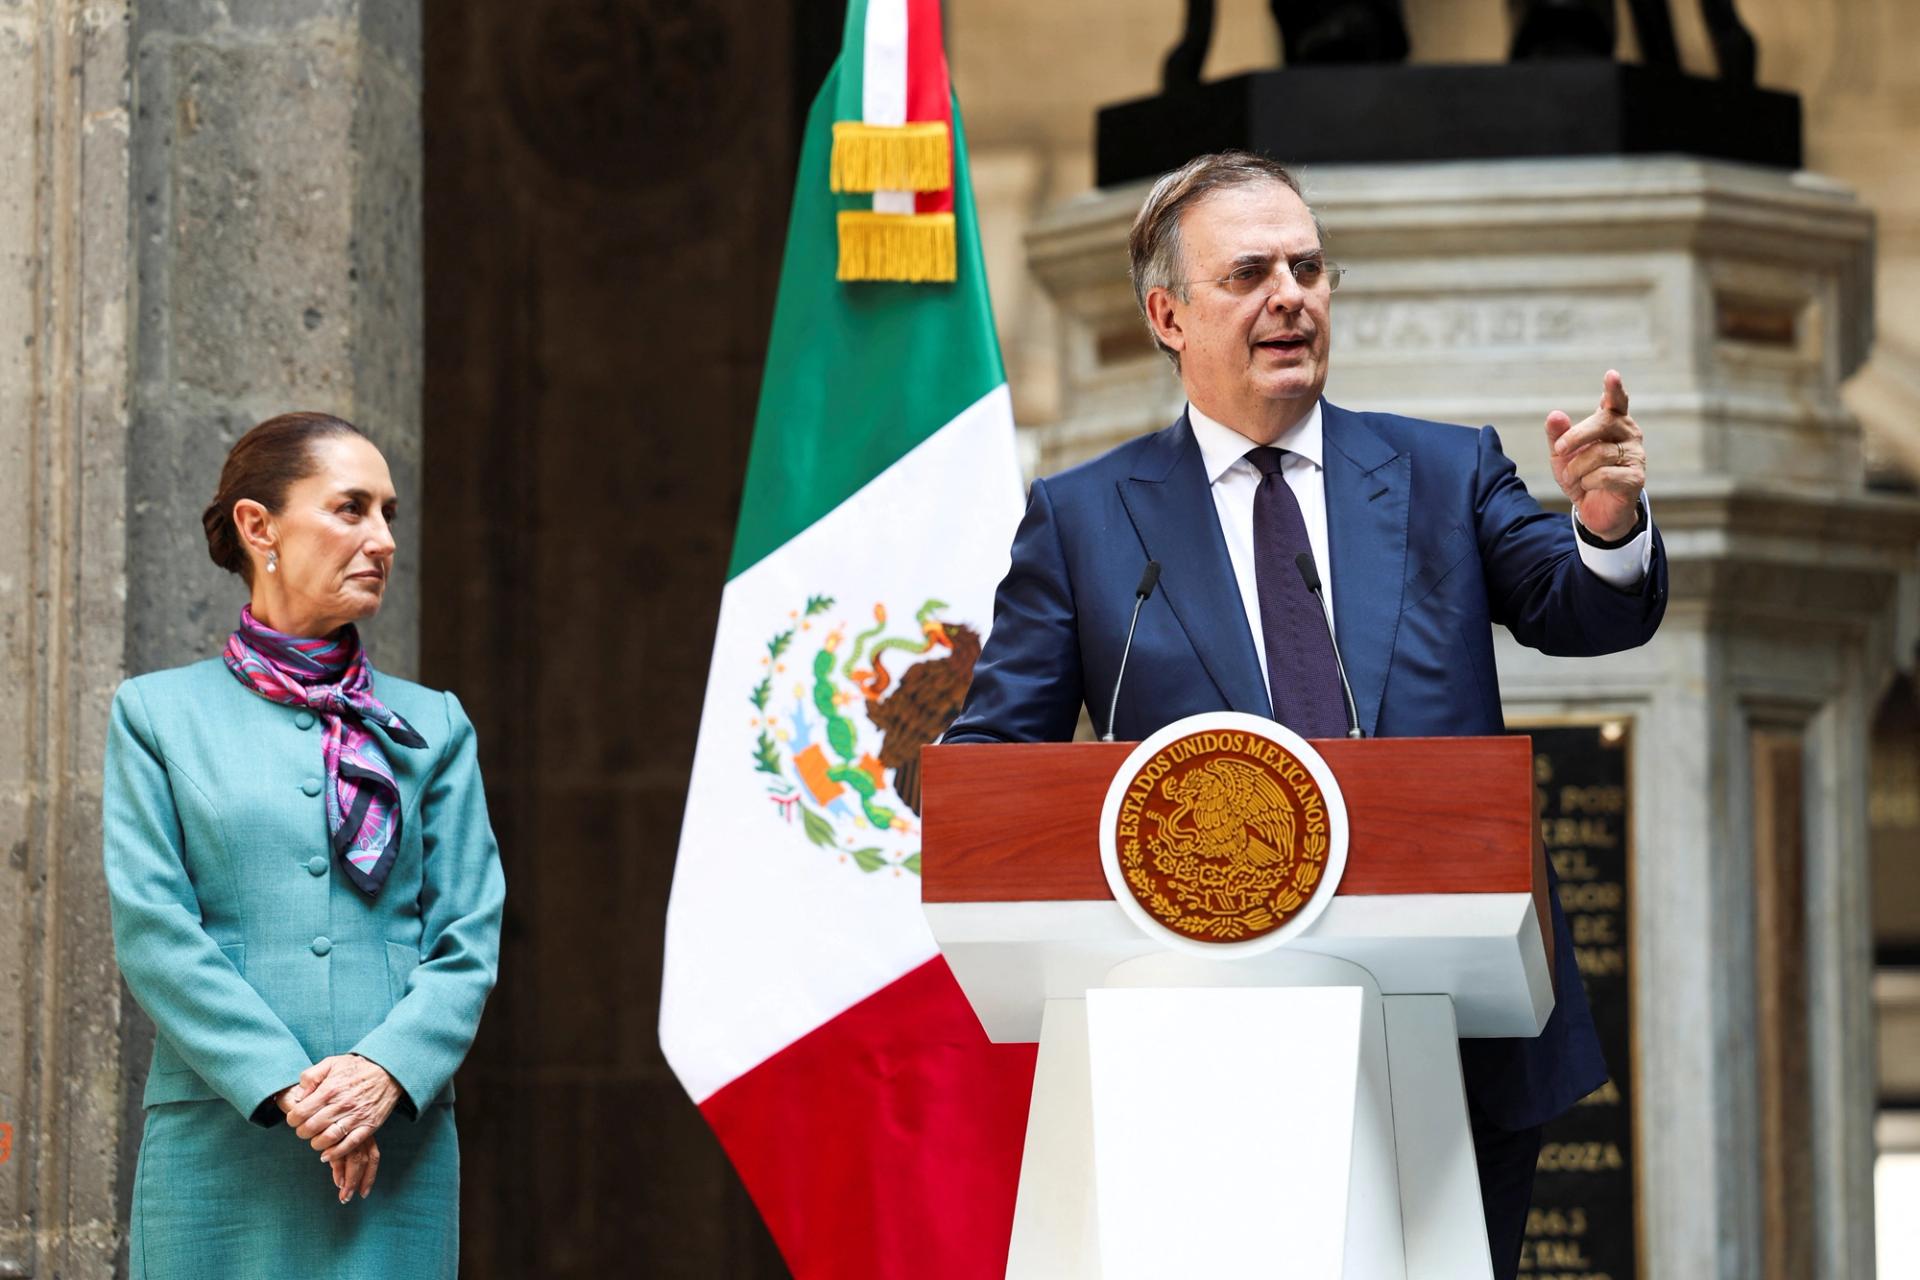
left=1103, top=593, right=1149, bottom=743
left=1103, top=561, right=1162, bottom=743
left=1294, top=552, right=1363, bottom=739
left=1328, top=618, right=1363, bottom=739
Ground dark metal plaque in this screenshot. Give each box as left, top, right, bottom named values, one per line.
left=1515, top=722, right=1638, bottom=1280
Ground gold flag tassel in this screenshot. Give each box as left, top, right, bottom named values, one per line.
left=830, top=122, right=951, bottom=193
left=837, top=211, right=957, bottom=283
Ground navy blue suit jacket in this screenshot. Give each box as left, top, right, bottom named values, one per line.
left=945, top=402, right=1667, bottom=1130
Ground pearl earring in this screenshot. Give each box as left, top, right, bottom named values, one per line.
left=266, top=551, right=278, bottom=574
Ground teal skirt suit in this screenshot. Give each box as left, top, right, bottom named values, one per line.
left=103, top=659, right=506, bottom=1279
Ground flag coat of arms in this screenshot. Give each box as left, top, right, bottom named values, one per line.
left=659, top=2, right=1037, bottom=1275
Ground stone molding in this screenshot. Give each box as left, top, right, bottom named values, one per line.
left=0, top=5, right=134, bottom=1278
left=1025, top=157, right=1878, bottom=495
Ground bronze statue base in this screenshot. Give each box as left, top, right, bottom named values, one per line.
left=1096, top=62, right=1799, bottom=187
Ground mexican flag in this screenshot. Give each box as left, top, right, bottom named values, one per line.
left=659, top=2, right=1036, bottom=1275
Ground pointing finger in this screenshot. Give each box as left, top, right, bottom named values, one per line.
left=1600, top=369, right=1628, bottom=416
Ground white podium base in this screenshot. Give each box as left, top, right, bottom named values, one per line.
left=1089, top=985, right=1370, bottom=1278
left=1006, top=955, right=1491, bottom=1279
left=1006, top=1000, right=1102, bottom=1278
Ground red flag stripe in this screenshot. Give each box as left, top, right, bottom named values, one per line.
left=906, top=0, right=956, bottom=215
left=701, top=957, right=1037, bottom=1278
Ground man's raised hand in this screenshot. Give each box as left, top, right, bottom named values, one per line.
left=1547, top=369, right=1646, bottom=542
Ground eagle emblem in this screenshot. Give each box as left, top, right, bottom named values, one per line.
left=749, top=595, right=981, bottom=877
left=1161, top=759, right=1298, bottom=876
left=1114, top=729, right=1331, bottom=941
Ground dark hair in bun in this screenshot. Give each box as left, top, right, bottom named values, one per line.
left=202, top=412, right=366, bottom=584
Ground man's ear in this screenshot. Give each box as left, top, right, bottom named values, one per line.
left=1144, top=286, right=1186, bottom=356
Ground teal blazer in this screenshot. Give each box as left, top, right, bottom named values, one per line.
left=103, top=658, right=505, bottom=1126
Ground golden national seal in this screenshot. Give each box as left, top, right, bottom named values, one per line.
left=1112, top=729, right=1331, bottom=942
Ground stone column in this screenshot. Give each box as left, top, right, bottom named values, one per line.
left=0, top=4, right=133, bottom=1276
left=129, top=0, right=422, bottom=675
left=1025, top=156, right=1919, bottom=1278
left=0, top=2, right=422, bottom=1276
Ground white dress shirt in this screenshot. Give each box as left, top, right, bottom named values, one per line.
left=1185, top=401, right=1653, bottom=699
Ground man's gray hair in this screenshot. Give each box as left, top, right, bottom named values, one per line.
left=1127, top=151, right=1319, bottom=369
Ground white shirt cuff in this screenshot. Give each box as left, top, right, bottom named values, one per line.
left=1572, top=495, right=1653, bottom=589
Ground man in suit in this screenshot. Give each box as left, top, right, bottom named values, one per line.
left=944, top=151, right=1664, bottom=1279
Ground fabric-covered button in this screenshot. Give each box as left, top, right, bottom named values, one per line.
left=294, top=711, right=316, bottom=730
left=306, top=856, right=328, bottom=876
left=301, top=777, right=323, bottom=797
left=310, top=936, right=332, bottom=956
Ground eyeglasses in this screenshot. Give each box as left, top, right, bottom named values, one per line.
left=1183, top=257, right=1344, bottom=298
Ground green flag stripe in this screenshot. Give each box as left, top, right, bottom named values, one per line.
left=726, top=64, right=1004, bottom=581
left=834, top=0, right=869, bottom=123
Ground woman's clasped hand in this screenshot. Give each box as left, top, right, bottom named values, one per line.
left=277, top=1053, right=404, bottom=1204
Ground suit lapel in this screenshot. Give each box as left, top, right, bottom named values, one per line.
left=1322, top=403, right=1409, bottom=738
left=1116, top=415, right=1273, bottom=718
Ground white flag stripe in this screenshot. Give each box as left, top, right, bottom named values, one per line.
left=861, top=0, right=908, bottom=126
left=660, top=385, right=1023, bottom=1103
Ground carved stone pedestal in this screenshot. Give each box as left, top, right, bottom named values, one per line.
left=1024, top=155, right=1919, bottom=1278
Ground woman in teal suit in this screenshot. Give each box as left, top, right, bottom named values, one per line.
left=104, top=412, right=505, bottom=1278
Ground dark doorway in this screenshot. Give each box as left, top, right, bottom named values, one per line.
left=421, top=3, right=843, bottom=1274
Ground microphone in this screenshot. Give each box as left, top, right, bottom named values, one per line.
left=1294, top=552, right=1363, bottom=739
left=1102, top=560, right=1162, bottom=742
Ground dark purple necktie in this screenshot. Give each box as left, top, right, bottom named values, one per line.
left=1247, top=447, right=1348, bottom=738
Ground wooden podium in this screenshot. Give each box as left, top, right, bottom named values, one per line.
left=920, top=734, right=1554, bottom=1280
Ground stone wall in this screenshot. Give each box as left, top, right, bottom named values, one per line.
left=0, top=5, right=133, bottom=1275
left=0, top=2, right=422, bottom=1276
left=128, top=0, right=423, bottom=675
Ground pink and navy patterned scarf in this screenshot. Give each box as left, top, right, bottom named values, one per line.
left=222, top=605, right=426, bottom=895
